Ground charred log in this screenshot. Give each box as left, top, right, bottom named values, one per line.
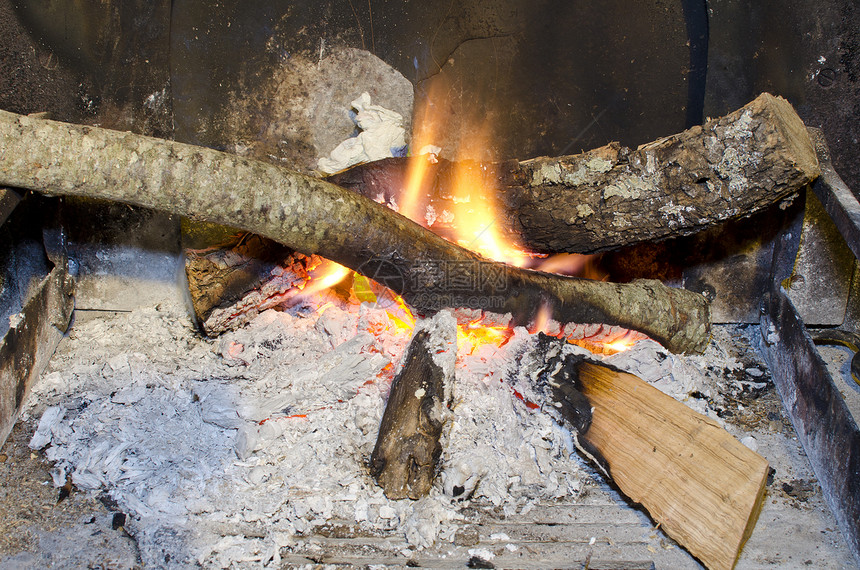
left=329, top=93, right=819, bottom=254
left=0, top=108, right=709, bottom=353
left=184, top=233, right=317, bottom=335
left=370, top=311, right=456, bottom=499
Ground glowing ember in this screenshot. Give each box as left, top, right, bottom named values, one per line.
left=604, top=336, right=640, bottom=354
left=457, top=320, right=512, bottom=355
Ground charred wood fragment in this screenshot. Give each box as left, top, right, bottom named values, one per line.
left=184, top=233, right=317, bottom=335
left=370, top=311, right=456, bottom=499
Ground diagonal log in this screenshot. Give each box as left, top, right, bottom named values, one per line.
left=0, top=109, right=709, bottom=353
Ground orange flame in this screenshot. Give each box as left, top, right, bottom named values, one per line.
left=288, top=96, right=636, bottom=357
left=399, top=81, right=447, bottom=223
left=457, top=319, right=512, bottom=355
left=447, top=128, right=532, bottom=267
left=530, top=302, right=553, bottom=334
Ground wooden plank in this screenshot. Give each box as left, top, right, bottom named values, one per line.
left=574, top=361, right=770, bottom=570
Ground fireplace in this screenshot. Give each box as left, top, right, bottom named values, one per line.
left=0, top=1, right=858, bottom=568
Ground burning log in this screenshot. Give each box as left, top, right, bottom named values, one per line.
left=329, top=93, right=819, bottom=254
left=370, top=311, right=457, bottom=499
left=543, top=353, right=769, bottom=570
left=184, top=233, right=318, bottom=335
left=0, top=109, right=710, bottom=353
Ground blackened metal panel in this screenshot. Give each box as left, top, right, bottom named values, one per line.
left=808, top=128, right=860, bottom=261
left=0, top=187, right=21, bottom=228
left=0, top=262, right=74, bottom=448
left=762, top=287, right=860, bottom=565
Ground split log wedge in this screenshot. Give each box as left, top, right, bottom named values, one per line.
left=0, top=109, right=709, bottom=353
left=549, top=356, right=769, bottom=570
left=329, top=93, right=820, bottom=254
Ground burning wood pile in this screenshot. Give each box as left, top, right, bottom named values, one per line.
left=1, top=92, right=820, bottom=569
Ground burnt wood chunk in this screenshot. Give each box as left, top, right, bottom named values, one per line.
left=370, top=312, right=456, bottom=499
left=184, top=233, right=316, bottom=335
left=547, top=357, right=769, bottom=570
left=0, top=107, right=712, bottom=353
left=330, top=93, right=819, bottom=254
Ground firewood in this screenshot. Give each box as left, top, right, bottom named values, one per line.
left=547, top=356, right=769, bottom=570
left=329, top=93, right=819, bottom=254
left=370, top=311, right=456, bottom=499
left=183, top=233, right=316, bottom=335
left=0, top=109, right=710, bottom=353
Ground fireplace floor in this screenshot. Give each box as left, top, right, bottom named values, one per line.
left=0, top=297, right=856, bottom=569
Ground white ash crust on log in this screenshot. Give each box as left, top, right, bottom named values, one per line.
left=329, top=93, right=819, bottom=254
left=0, top=108, right=709, bottom=353
left=184, top=233, right=318, bottom=336
left=370, top=310, right=457, bottom=500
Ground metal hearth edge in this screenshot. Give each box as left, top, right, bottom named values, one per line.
left=761, top=128, right=860, bottom=566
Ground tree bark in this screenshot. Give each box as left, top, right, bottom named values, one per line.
left=329, top=93, right=819, bottom=254
left=0, top=109, right=709, bottom=353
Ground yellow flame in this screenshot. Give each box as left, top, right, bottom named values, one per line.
left=387, top=292, right=416, bottom=334
left=288, top=93, right=631, bottom=358
left=457, top=320, right=511, bottom=355
left=602, top=331, right=640, bottom=354
left=301, top=260, right=351, bottom=298
left=399, top=82, right=446, bottom=223
left=448, top=128, right=531, bottom=267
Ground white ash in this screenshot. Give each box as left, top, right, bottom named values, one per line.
left=413, top=309, right=457, bottom=404
left=24, top=301, right=743, bottom=567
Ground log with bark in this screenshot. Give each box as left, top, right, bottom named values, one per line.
left=329, top=92, right=819, bottom=254
left=539, top=348, right=769, bottom=570
left=0, top=108, right=711, bottom=353
left=370, top=311, right=457, bottom=499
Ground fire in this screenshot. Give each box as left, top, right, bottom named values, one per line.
left=289, top=100, right=635, bottom=357
left=448, top=159, right=532, bottom=267
left=457, top=320, right=512, bottom=355
left=530, top=302, right=553, bottom=334
left=300, top=259, right=351, bottom=299
left=399, top=80, right=446, bottom=223
left=604, top=335, right=640, bottom=354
